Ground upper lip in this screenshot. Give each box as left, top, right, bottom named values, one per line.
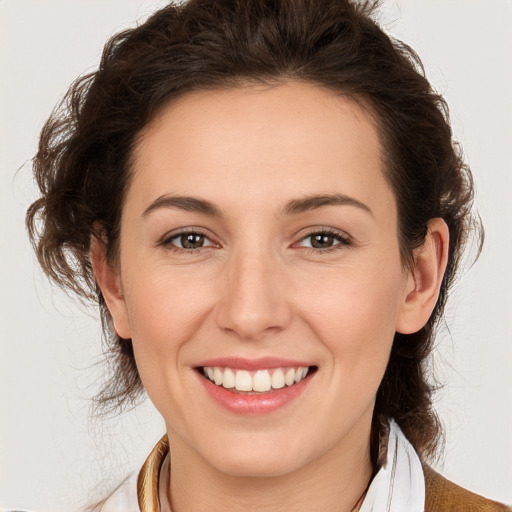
left=195, top=356, right=314, bottom=371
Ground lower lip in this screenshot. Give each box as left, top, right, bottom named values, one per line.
left=197, top=371, right=314, bottom=415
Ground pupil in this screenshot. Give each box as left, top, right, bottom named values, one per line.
left=181, top=233, right=203, bottom=249
left=312, top=234, right=333, bottom=248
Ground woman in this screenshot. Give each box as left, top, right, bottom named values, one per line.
left=10, top=0, right=510, bottom=510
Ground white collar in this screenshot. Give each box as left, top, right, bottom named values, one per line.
left=359, top=420, right=425, bottom=512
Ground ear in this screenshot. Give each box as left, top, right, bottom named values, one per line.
left=90, top=235, right=131, bottom=339
left=396, top=218, right=450, bottom=334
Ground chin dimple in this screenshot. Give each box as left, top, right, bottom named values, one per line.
left=201, top=366, right=311, bottom=393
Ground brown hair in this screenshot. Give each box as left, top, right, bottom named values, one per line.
left=26, top=0, right=481, bottom=464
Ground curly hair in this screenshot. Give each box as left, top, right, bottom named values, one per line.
left=26, top=0, right=482, bottom=465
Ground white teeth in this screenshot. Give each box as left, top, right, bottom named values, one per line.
left=294, top=367, right=308, bottom=383
left=284, top=368, right=295, bottom=386
left=271, top=368, right=285, bottom=389
left=253, top=370, right=271, bottom=392
left=235, top=370, right=252, bottom=391
left=222, top=368, right=235, bottom=389
left=213, top=367, right=223, bottom=386
left=203, top=366, right=311, bottom=392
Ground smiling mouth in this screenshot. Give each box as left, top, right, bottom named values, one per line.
left=197, top=366, right=318, bottom=394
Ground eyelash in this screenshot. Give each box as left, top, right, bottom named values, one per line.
left=158, top=228, right=215, bottom=254
left=158, top=228, right=351, bottom=255
left=295, top=229, right=351, bottom=254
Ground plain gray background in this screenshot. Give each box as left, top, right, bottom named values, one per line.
left=1, top=1, right=511, bottom=510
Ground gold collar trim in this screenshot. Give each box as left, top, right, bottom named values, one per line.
left=137, top=435, right=169, bottom=512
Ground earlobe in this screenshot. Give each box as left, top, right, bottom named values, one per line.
left=396, top=218, right=450, bottom=334
left=90, top=236, right=131, bottom=339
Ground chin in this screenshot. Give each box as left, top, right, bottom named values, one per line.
left=199, top=433, right=307, bottom=478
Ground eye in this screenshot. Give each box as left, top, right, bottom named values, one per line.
left=160, top=230, right=217, bottom=251
left=296, top=230, right=350, bottom=251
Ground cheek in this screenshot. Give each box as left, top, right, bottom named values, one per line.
left=120, top=267, right=219, bottom=424
left=127, top=274, right=206, bottom=334
left=120, top=265, right=214, bottom=379
left=296, top=257, right=405, bottom=365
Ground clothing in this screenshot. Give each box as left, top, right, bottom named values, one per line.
left=359, top=420, right=425, bottom=511
left=101, top=422, right=511, bottom=512
left=423, top=466, right=511, bottom=511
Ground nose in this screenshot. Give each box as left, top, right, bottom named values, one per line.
left=215, top=248, right=293, bottom=341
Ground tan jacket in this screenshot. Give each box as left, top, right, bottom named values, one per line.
left=423, top=465, right=511, bottom=511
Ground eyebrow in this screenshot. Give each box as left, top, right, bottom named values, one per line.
left=142, top=195, right=222, bottom=217
left=281, top=193, right=373, bottom=217
left=142, top=193, right=372, bottom=218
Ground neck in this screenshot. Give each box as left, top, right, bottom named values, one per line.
left=165, top=420, right=373, bottom=512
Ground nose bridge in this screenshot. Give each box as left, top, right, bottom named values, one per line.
left=216, top=242, right=291, bottom=340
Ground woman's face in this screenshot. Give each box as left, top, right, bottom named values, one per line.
left=108, top=81, right=415, bottom=477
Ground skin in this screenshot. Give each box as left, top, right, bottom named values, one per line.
left=92, top=81, right=448, bottom=512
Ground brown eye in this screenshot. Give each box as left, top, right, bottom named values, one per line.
left=180, top=233, right=205, bottom=249
left=162, top=231, right=216, bottom=251
left=296, top=230, right=350, bottom=251
left=310, top=233, right=337, bottom=249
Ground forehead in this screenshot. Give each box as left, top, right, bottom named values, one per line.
left=128, top=81, right=394, bottom=218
